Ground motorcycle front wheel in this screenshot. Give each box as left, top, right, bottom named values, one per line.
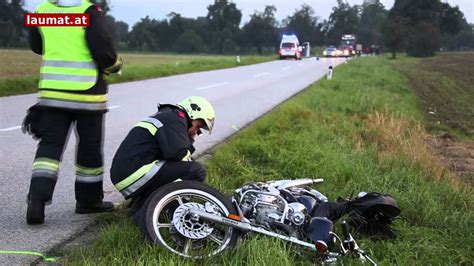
left=142, top=181, right=241, bottom=258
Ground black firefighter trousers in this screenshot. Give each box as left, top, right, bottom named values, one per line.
left=126, top=161, right=206, bottom=228
left=28, top=108, right=105, bottom=205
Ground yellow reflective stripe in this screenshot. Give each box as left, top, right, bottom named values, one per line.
left=76, top=165, right=103, bottom=175
left=136, top=122, right=157, bottom=136
left=32, top=158, right=59, bottom=172
left=33, top=157, right=59, bottom=164
left=39, top=80, right=96, bottom=91
left=120, top=161, right=164, bottom=197
left=40, top=90, right=107, bottom=102
left=115, top=161, right=157, bottom=191
left=41, top=66, right=96, bottom=76
left=32, top=162, right=59, bottom=172
left=181, top=150, right=191, bottom=161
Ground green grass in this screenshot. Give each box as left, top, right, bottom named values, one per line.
left=0, top=49, right=275, bottom=97
left=60, top=56, right=473, bottom=265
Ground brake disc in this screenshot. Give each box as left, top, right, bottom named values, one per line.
left=172, top=202, right=214, bottom=239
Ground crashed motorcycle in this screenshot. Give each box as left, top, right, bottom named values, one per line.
left=136, top=178, right=400, bottom=264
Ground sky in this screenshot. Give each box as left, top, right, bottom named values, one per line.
left=23, top=0, right=474, bottom=27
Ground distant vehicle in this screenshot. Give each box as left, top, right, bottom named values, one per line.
left=278, top=34, right=301, bottom=60
left=337, top=45, right=352, bottom=57
left=323, top=47, right=338, bottom=57
left=340, top=34, right=357, bottom=56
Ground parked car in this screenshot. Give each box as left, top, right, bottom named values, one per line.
left=323, top=47, right=338, bottom=57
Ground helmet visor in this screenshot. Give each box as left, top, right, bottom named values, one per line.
left=201, top=117, right=214, bottom=135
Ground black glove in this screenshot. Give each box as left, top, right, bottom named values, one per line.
left=103, top=56, right=123, bottom=75
left=22, top=104, right=43, bottom=140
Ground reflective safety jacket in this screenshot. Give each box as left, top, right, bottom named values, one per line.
left=110, top=105, right=196, bottom=198
left=29, top=0, right=119, bottom=112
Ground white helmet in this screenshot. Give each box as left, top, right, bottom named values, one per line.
left=178, top=96, right=215, bottom=134
left=48, top=0, right=82, bottom=7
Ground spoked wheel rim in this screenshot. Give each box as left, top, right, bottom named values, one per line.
left=151, top=189, right=234, bottom=258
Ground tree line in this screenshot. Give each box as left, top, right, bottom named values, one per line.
left=1, top=0, right=473, bottom=57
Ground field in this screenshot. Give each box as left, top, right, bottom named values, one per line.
left=394, top=53, right=474, bottom=136
left=392, top=53, right=474, bottom=185
left=0, top=49, right=274, bottom=97
left=58, top=55, right=473, bottom=265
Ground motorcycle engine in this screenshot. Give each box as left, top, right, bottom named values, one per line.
left=235, top=181, right=317, bottom=238
left=239, top=184, right=285, bottom=228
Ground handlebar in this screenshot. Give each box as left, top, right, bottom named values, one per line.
left=341, top=220, right=351, bottom=240
left=340, top=220, right=377, bottom=266
left=341, top=221, right=355, bottom=250
left=312, top=178, right=324, bottom=184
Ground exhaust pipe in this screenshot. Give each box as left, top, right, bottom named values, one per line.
left=188, top=209, right=317, bottom=251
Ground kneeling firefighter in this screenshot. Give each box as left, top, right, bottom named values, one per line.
left=110, top=96, right=215, bottom=223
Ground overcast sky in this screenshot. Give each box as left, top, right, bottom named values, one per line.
left=23, top=0, right=473, bottom=27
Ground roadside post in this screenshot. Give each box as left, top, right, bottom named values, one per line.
left=236, top=55, right=240, bottom=63
left=327, top=66, right=333, bottom=80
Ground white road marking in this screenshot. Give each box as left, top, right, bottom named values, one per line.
left=0, top=125, right=21, bottom=132
left=195, top=82, right=229, bottom=90
left=253, top=72, right=270, bottom=77
left=281, top=66, right=291, bottom=70
left=109, top=105, right=121, bottom=110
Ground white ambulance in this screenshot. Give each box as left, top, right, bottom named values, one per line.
left=278, top=34, right=301, bottom=60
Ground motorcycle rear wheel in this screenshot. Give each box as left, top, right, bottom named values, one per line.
left=142, top=181, right=241, bottom=258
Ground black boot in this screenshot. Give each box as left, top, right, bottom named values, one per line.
left=26, top=198, right=45, bottom=225
left=75, top=201, right=115, bottom=214
left=27, top=176, right=56, bottom=225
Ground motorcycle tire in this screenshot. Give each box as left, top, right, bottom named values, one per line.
left=140, top=181, right=241, bottom=258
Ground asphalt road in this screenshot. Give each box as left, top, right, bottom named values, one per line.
left=0, top=56, right=345, bottom=264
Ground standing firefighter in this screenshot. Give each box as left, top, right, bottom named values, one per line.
left=23, top=0, right=123, bottom=224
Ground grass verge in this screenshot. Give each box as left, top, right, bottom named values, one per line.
left=60, top=55, right=473, bottom=265
left=0, top=50, right=274, bottom=97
